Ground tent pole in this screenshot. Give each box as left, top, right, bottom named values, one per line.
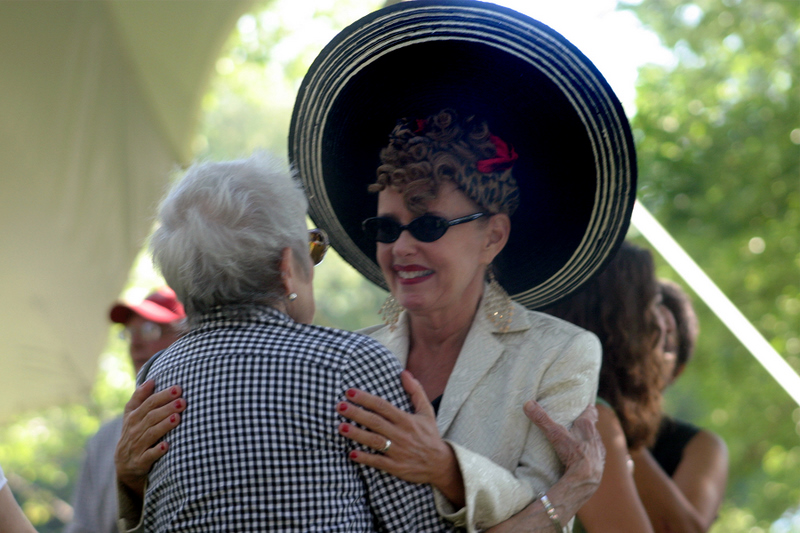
left=631, top=200, right=800, bottom=407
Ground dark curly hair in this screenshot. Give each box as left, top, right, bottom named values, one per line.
left=369, top=109, right=520, bottom=216
left=659, top=279, right=699, bottom=373
left=542, top=241, right=665, bottom=450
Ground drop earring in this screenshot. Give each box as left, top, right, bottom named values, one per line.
left=379, top=295, right=403, bottom=331
left=484, top=268, right=513, bottom=333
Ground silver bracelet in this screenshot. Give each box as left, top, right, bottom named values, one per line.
left=539, top=492, right=565, bottom=532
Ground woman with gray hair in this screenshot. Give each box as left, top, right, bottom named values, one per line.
left=149, top=153, right=317, bottom=326
left=117, top=152, right=456, bottom=531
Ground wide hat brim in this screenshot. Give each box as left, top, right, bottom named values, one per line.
left=289, top=0, right=637, bottom=309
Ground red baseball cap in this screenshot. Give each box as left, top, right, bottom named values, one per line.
left=109, top=287, right=186, bottom=325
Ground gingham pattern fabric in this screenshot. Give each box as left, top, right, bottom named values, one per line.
left=142, top=305, right=454, bottom=532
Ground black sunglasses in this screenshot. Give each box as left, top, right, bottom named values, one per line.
left=362, top=212, right=486, bottom=243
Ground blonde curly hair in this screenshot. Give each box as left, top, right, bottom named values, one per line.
left=369, top=109, right=520, bottom=216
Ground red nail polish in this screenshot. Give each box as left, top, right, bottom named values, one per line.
left=346, top=389, right=356, bottom=398
left=175, top=400, right=182, bottom=408
left=350, top=451, right=358, bottom=460
left=338, top=402, right=348, bottom=412
left=170, top=414, right=176, bottom=423
left=160, top=442, right=166, bottom=451
left=171, top=387, right=178, bottom=396
left=340, top=424, right=350, bottom=433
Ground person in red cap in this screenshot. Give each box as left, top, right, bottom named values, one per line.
left=64, top=287, right=185, bottom=533
left=108, top=287, right=186, bottom=375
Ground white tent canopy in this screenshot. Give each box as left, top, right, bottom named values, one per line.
left=0, top=0, right=253, bottom=422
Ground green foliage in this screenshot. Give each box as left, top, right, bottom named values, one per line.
left=194, top=0, right=383, bottom=161
left=622, top=0, right=800, bottom=528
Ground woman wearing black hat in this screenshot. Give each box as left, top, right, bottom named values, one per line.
left=326, top=108, right=603, bottom=531
left=288, top=1, right=637, bottom=530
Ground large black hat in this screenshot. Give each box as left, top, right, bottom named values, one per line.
left=289, top=0, right=637, bottom=309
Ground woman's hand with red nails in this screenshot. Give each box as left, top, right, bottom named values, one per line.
left=114, top=380, right=186, bottom=499
left=336, top=370, right=465, bottom=506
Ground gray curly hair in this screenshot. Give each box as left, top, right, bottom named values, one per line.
left=150, top=152, right=309, bottom=325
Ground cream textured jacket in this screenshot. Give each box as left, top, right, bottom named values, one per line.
left=361, top=298, right=601, bottom=532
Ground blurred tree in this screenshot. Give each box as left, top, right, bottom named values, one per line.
left=621, top=0, right=800, bottom=529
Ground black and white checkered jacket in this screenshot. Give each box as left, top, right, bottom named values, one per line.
left=141, top=304, right=454, bottom=532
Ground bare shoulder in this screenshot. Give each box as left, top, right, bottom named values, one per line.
left=683, top=428, right=729, bottom=468
left=672, top=428, right=729, bottom=527
left=693, top=429, right=728, bottom=452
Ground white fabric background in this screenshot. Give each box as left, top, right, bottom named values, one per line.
left=0, top=0, right=253, bottom=421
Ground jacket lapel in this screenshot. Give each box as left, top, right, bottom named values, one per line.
left=364, top=300, right=531, bottom=436
left=436, top=300, right=531, bottom=436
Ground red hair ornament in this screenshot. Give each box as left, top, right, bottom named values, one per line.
left=477, top=134, right=519, bottom=173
